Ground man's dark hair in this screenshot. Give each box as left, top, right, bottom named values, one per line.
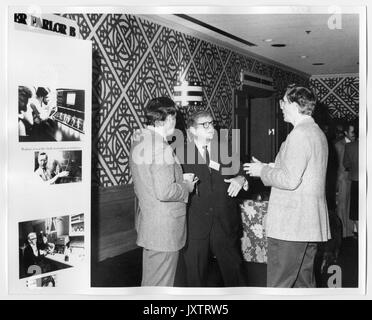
left=145, top=97, right=177, bottom=126
left=18, top=86, right=32, bottom=113
left=341, top=120, right=359, bottom=138
left=285, top=84, right=317, bottom=116
left=38, top=152, right=48, bottom=159
left=36, top=87, right=49, bottom=98
left=341, top=121, right=355, bottom=132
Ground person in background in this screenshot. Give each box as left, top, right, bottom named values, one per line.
left=30, top=87, right=52, bottom=123
left=343, top=121, right=359, bottom=239
left=244, top=84, right=330, bottom=288
left=18, top=86, right=34, bottom=139
left=320, top=123, right=338, bottom=212
left=179, top=110, right=248, bottom=287
left=29, top=87, right=57, bottom=140
left=335, top=122, right=356, bottom=238
left=129, top=97, right=197, bottom=286
left=37, top=231, right=55, bottom=254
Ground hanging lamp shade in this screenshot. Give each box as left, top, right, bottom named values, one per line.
left=173, top=80, right=203, bottom=107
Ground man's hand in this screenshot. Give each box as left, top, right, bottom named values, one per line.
left=243, top=156, right=265, bottom=177
left=184, top=178, right=199, bottom=193
left=57, top=171, right=69, bottom=178
left=224, top=176, right=246, bottom=197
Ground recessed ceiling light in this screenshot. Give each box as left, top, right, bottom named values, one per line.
left=300, top=55, right=308, bottom=59
left=263, top=38, right=273, bottom=42
left=271, top=44, right=286, bottom=47
left=312, top=63, right=325, bottom=65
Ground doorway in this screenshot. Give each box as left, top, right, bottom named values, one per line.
left=233, top=87, right=290, bottom=197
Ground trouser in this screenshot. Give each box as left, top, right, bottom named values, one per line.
left=349, top=180, right=359, bottom=222
left=336, top=177, right=354, bottom=237
left=141, top=248, right=179, bottom=287
left=267, top=237, right=318, bottom=288
left=183, top=220, right=242, bottom=287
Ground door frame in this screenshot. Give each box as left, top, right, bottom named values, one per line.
left=232, top=89, right=251, bottom=163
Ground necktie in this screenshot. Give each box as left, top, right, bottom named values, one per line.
left=203, top=145, right=211, bottom=171
left=43, top=169, right=50, bottom=181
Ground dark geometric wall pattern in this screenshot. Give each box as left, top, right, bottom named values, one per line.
left=62, top=13, right=309, bottom=187
left=310, top=76, right=359, bottom=120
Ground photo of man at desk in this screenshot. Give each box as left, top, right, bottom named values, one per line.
left=19, top=214, right=85, bottom=279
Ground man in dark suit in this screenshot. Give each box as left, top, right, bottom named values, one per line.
left=22, top=232, right=51, bottom=278
left=180, top=110, right=248, bottom=287
left=343, top=128, right=359, bottom=238
left=335, top=123, right=356, bottom=238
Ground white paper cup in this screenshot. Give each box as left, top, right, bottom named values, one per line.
left=183, top=173, right=195, bottom=182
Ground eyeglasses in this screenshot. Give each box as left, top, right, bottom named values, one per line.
left=196, top=121, right=216, bottom=129
left=28, top=237, right=36, bottom=241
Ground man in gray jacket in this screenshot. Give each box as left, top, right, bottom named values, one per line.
left=130, top=97, right=196, bottom=286
left=244, top=84, right=331, bottom=287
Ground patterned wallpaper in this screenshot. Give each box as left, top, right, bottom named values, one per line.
left=310, top=75, right=359, bottom=120
left=61, top=13, right=309, bottom=187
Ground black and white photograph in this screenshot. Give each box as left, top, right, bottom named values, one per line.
left=34, top=150, right=82, bottom=185
left=26, top=274, right=58, bottom=288
left=18, top=85, right=85, bottom=142
left=88, top=11, right=363, bottom=290
left=19, top=214, right=85, bottom=279
left=3, top=2, right=368, bottom=300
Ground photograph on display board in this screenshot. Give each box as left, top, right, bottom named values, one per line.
left=18, top=85, right=85, bottom=142
left=19, top=214, right=85, bottom=279
left=34, top=150, right=82, bottom=185
left=26, top=274, right=57, bottom=288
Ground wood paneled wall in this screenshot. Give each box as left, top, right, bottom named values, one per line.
left=92, top=184, right=138, bottom=262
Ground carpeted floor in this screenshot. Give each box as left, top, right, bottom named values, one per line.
left=91, top=237, right=358, bottom=288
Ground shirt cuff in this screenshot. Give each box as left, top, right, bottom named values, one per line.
left=242, top=177, right=249, bottom=191
left=260, top=165, right=271, bottom=186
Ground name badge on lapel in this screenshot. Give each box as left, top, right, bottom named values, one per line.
left=209, top=160, right=220, bottom=172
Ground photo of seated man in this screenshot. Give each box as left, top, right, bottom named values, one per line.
left=22, top=232, right=50, bottom=277
left=19, top=215, right=85, bottom=279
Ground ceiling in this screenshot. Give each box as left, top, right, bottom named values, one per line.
left=156, top=14, right=359, bottom=76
